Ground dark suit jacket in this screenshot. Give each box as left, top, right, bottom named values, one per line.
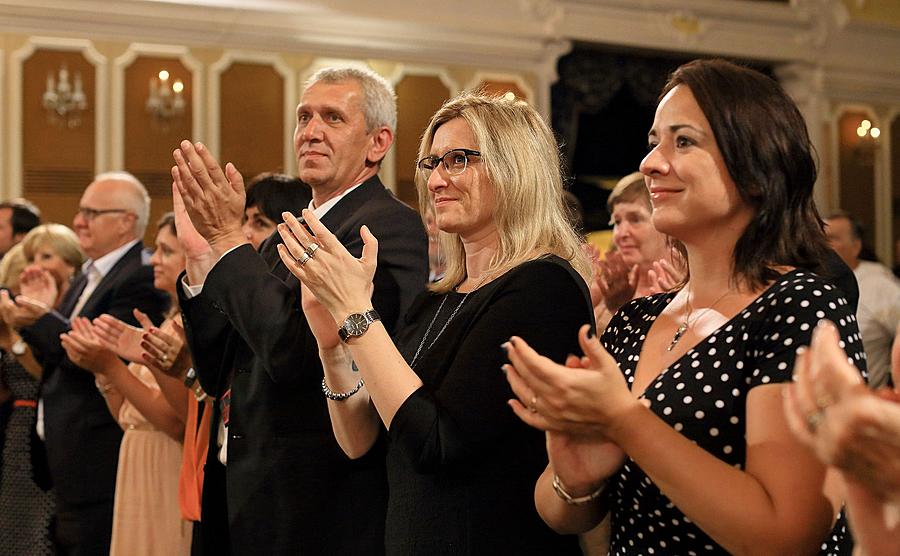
left=179, top=176, right=429, bottom=555
left=22, top=242, right=168, bottom=510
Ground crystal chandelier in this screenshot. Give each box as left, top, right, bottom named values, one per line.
left=42, top=65, right=87, bottom=128
left=146, top=70, right=185, bottom=123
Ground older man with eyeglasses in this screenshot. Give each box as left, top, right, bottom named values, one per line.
left=6, top=172, right=168, bottom=556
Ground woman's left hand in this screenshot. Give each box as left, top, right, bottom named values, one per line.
left=276, top=208, right=377, bottom=321
left=504, top=324, right=640, bottom=435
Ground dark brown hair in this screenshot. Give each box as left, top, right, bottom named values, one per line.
left=662, top=59, right=829, bottom=289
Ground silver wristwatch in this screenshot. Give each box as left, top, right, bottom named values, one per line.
left=11, top=338, right=27, bottom=356
left=338, top=309, right=380, bottom=343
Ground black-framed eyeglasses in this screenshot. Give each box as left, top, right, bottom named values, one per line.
left=416, top=149, right=481, bottom=176
left=77, top=207, right=131, bottom=221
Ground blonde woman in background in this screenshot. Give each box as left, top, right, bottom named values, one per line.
left=0, top=223, right=84, bottom=555
left=591, top=172, right=682, bottom=331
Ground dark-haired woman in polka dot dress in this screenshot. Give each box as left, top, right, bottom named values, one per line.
left=504, top=59, right=864, bottom=555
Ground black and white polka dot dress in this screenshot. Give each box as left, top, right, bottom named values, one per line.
left=0, top=351, right=55, bottom=555
left=601, top=269, right=864, bottom=555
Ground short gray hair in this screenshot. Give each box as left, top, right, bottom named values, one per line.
left=93, top=171, right=151, bottom=237
left=303, top=66, right=397, bottom=133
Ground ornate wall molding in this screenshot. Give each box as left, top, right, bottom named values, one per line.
left=8, top=36, right=106, bottom=196
left=111, top=43, right=203, bottom=170
left=208, top=50, right=296, bottom=175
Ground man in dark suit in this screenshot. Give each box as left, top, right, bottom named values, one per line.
left=7, top=172, right=168, bottom=555
left=173, top=67, right=428, bottom=554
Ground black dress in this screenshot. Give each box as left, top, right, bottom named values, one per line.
left=385, top=256, right=591, bottom=555
left=601, top=269, right=864, bottom=555
left=0, top=351, right=54, bottom=555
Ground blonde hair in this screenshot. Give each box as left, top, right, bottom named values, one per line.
left=416, top=92, right=590, bottom=293
left=0, top=243, right=27, bottom=290
left=21, top=223, right=85, bottom=271
left=607, top=171, right=651, bottom=212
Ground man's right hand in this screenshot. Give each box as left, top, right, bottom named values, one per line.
left=171, top=140, right=248, bottom=260
left=171, top=180, right=215, bottom=286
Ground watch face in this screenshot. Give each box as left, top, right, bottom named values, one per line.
left=345, top=313, right=369, bottom=336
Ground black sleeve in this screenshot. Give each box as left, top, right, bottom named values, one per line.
left=388, top=261, right=593, bottom=473
left=195, top=244, right=319, bottom=387
left=177, top=272, right=235, bottom=396
left=193, top=201, right=427, bottom=388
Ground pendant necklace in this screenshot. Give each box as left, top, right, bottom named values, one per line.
left=409, top=274, right=489, bottom=369
left=667, top=288, right=733, bottom=351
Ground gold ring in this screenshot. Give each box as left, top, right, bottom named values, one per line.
left=306, top=243, right=319, bottom=258
left=529, top=395, right=538, bottom=413
left=297, top=251, right=312, bottom=266
left=161, top=353, right=169, bottom=363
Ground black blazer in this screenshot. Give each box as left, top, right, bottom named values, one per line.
left=22, top=241, right=168, bottom=507
left=179, top=176, right=429, bottom=555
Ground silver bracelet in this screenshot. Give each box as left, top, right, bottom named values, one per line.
left=321, top=377, right=365, bottom=401
left=551, top=474, right=606, bottom=506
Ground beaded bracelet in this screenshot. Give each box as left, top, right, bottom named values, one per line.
left=551, top=474, right=606, bottom=506
left=321, top=377, right=365, bottom=401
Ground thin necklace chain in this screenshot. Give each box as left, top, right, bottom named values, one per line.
left=409, top=274, right=489, bottom=369
left=667, top=288, right=733, bottom=351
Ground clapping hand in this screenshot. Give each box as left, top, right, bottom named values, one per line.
left=646, top=258, right=682, bottom=294
left=784, top=321, right=899, bottom=502
left=595, top=251, right=637, bottom=314
left=276, top=209, right=376, bottom=322
left=60, top=317, right=120, bottom=375
left=139, top=316, right=190, bottom=378
left=171, top=140, right=246, bottom=257
left=92, top=309, right=154, bottom=364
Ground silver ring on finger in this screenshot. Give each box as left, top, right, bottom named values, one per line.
left=161, top=353, right=169, bottom=363
left=529, top=395, right=539, bottom=414
left=296, top=251, right=312, bottom=267
left=305, top=242, right=320, bottom=258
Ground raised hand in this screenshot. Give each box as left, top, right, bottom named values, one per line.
left=0, top=289, right=49, bottom=329
left=171, top=140, right=246, bottom=257
left=92, top=309, right=150, bottom=364
left=596, top=251, right=637, bottom=314
left=784, top=321, right=899, bottom=502
left=276, top=209, right=377, bottom=322
left=60, top=317, right=120, bottom=375
left=647, top=257, right=683, bottom=294
left=19, top=266, right=57, bottom=310
left=140, top=316, right=190, bottom=378
left=504, top=324, right=638, bottom=433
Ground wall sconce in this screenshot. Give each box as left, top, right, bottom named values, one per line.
left=853, top=119, right=880, bottom=165
left=146, top=70, right=185, bottom=123
left=42, top=65, right=87, bottom=128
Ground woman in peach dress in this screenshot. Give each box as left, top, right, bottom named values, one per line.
left=60, top=213, right=192, bottom=556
